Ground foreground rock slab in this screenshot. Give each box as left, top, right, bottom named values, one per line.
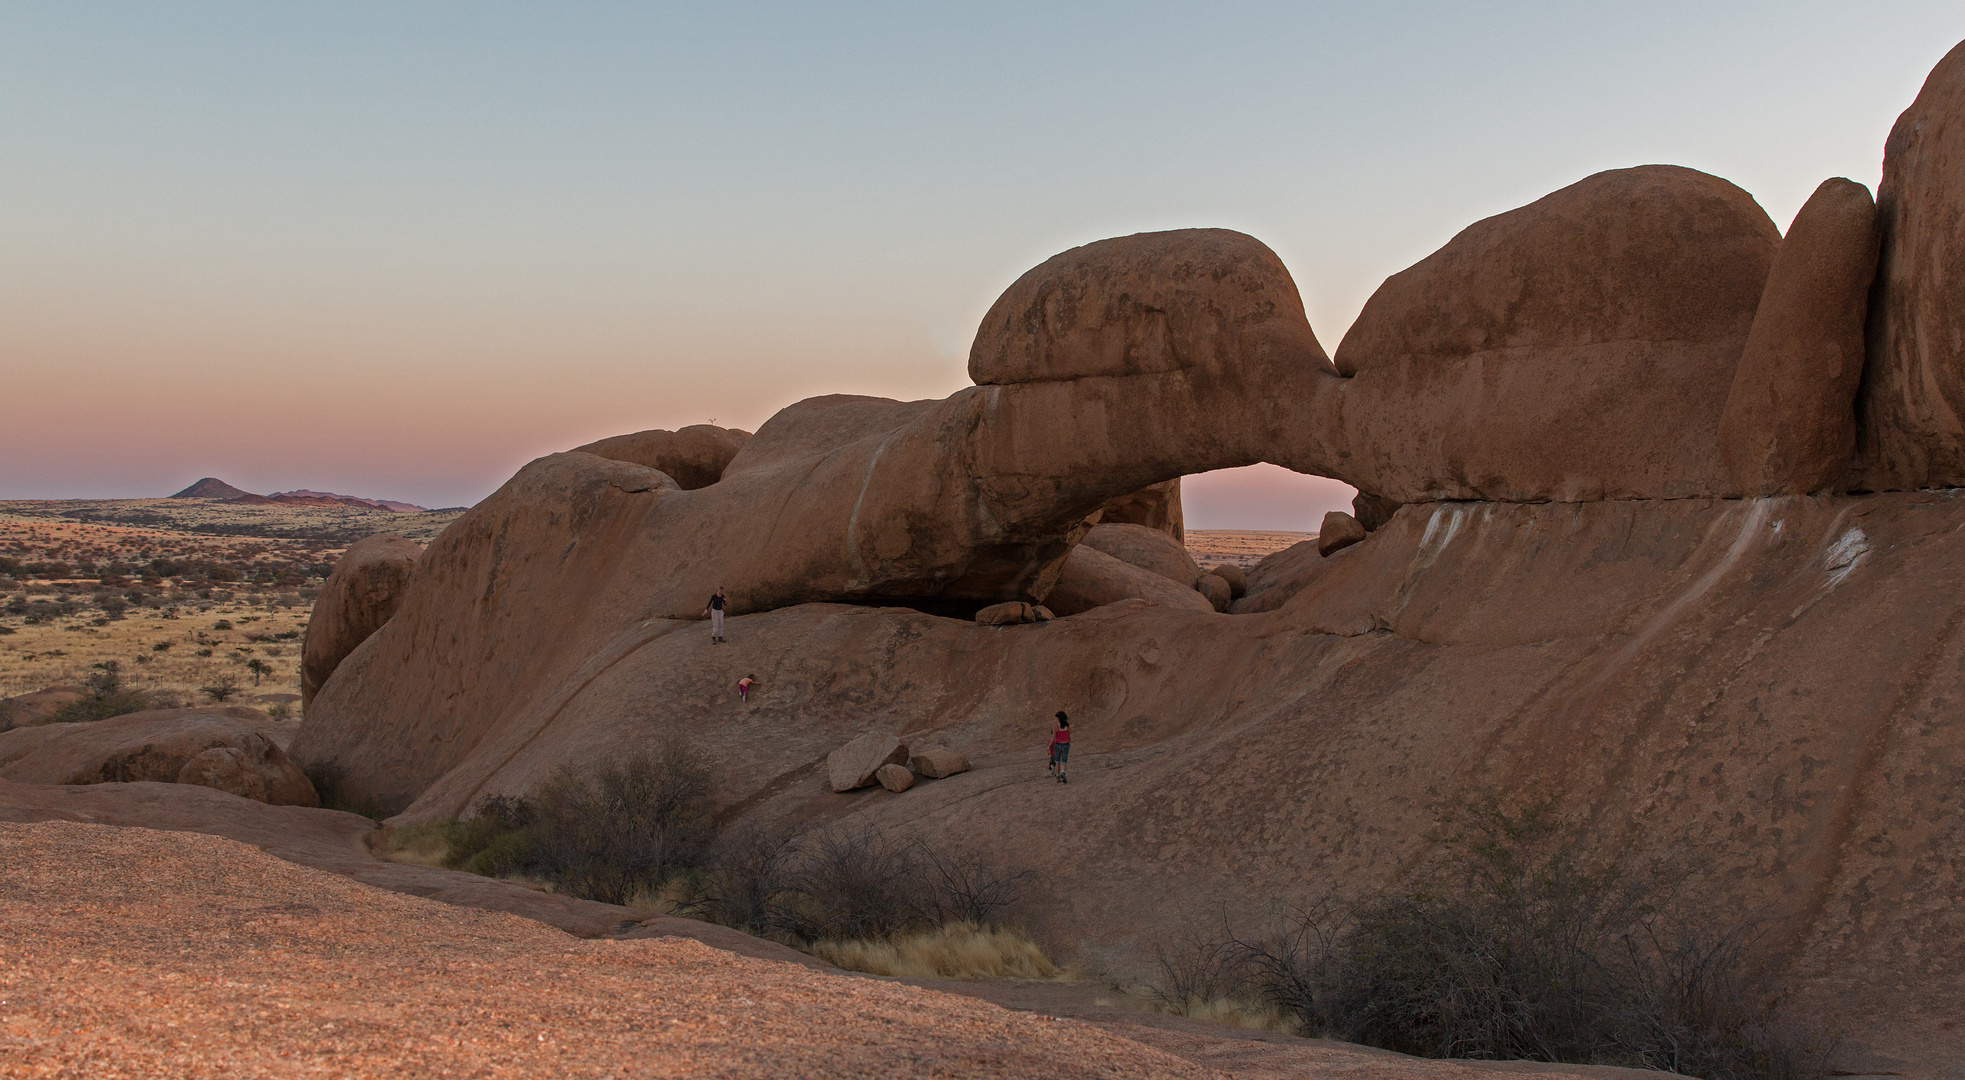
left=0, top=820, right=1211, bottom=1080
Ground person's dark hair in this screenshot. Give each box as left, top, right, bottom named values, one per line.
left=1055, top=711, right=1068, bottom=725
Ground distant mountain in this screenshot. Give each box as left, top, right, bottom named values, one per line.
left=269, top=490, right=429, bottom=513
left=168, top=477, right=428, bottom=512
left=170, top=477, right=254, bottom=499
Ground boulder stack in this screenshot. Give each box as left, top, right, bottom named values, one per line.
left=827, top=733, right=910, bottom=793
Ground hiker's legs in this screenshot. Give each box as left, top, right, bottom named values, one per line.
left=711, top=609, right=724, bottom=641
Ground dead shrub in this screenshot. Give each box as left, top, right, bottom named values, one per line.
left=48, top=663, right=154, bottom=724
left=684, top=822, right=1037, bottom=957
left=1149, top=797, right=1833, bottom=1079
left=436, top=743, right=713, bottom=906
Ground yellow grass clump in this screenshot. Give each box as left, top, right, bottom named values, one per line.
left=810, top=922, right=1064, bottom=981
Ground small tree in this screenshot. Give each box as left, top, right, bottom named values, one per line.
left=200, top=674, right=242, bottom=702
left=245, top=658, right=272, bottom=685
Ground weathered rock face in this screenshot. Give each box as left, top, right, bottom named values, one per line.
left=299, top=490, right=1965, bottom=1072
left=1317, top=512, right=1367, bottom=557
left=301, top=535, right=423, bottom=709
left=1096, top=480, right=1184, bottom=542
left=1720, top=178, right=1880, bottom=495
left=826, top=733, right=909, bottom=793
left=1040, top=545, right=1215, bottom=617
left=1080, top=524, right=1201, bottom=587
left=570, top=425, right=752, bottom=490
left=1323, top=166, right=1780, bottom=502
left=0, top=708, right=317, bottom=807
left=1856, top=39, right=1965, bottom=493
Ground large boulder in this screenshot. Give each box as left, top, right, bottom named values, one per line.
left=1195, top=574, right=1233, bottom=612
left=1325, top=165, right=1780, bottom=502
left=1229, top=539, right=1324, bottom=614
left=827, top=733, right=909, bottom=793
left=1204, top=563, right=1247, bottom=597
left=1856, top=40, right=1965, bottom=492
left=1041, top=545, right=1216, bottom=617
left=570, top=424, right=752, bottom=490
left=969, top=228, right=1327, bottom=386
left=1317, top=512, right=1367, bottom=557
left=301, top=535, right=423, bottom=709
left=1719, top=178, right=1879, bottom=495
left=0, top=707, right=317, bottom=807
left=1080, top=523, right=1202, bottom=587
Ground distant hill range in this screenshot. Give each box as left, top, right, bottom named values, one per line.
left=169, top=478, right=428, bottom=513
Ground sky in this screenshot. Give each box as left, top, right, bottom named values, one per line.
left=4, top=4, right=1962, bottom=527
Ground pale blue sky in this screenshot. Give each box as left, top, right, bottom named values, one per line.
left=5, top=3, right=1961, bottom=525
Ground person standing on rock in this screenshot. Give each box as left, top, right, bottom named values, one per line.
left=704, top=587, right=728, bottom=644
left=1048, top=711, right=1070, bottom=783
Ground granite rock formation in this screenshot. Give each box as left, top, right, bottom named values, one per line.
left=273, top=39, right=1965, bottom=1075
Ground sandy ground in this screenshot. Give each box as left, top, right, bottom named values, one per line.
left=1184, top=530, right=1312, bottom=571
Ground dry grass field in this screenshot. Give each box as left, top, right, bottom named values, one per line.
left=1184, top=529, right=1313, bottom=570
left=0, top=499, right=465, bottom=705
left=2, top=505, right=1300, bottom=706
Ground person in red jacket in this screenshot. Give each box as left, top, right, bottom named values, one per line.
left=1048, top=711, right=1070, bottom=784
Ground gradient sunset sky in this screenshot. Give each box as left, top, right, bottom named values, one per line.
left=5, top=4, right=1962, bottom=527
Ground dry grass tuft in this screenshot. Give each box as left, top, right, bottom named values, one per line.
left=377, top=821, right=453, bottom=868
left=810, top=922, right=1064, bottom=981
left=1151, top=994, right=1298, bottom=1033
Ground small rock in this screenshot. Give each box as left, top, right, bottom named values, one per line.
left=874, top=764, right=915, bottom=792
left=976, top=602, right=1035, bottom=626
left=827, top=732, right=910, bottom=792
left=1318, top=512, right=1368, bottom=557
left=909, top=747, right=971, bottom=779
left=1031, top=605, right=1054, bottom=621
left=1195, top=574, right=1232, bottom=612
left=1205, top=564, right=1247, bottom=597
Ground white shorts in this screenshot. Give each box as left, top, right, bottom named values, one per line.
left=710, top=609, right=724, bottom=637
